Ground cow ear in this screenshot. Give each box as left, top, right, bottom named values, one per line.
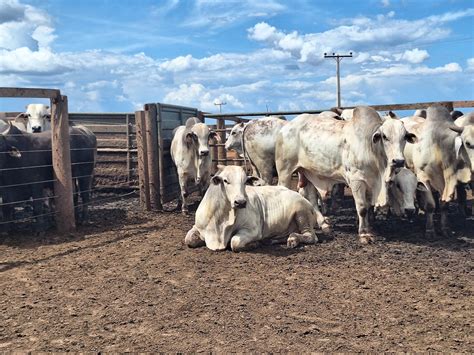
left=405, top=132, right=417, bottom=143
left=372, top=131, right=382, bottom=144
left=185, top=132, right=196, bottom=144
left=8, top=146, right=21, bottom=158
left=209, top=131, right=221, bottom=142
left=211, top=175, right=222, bottom=185
left=416, top=181, right=428, bottom=191
left=246, top=176, right=263, bottom=186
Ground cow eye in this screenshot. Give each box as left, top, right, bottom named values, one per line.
left=466, top=142, right=472, bottom=149
left=382, top=134, right=388, bottom=141
left=223, top=179, right=229, bottom=184
left=231, top=132, right=236, bottom=136
left=396, top=183, right=401, bottom=189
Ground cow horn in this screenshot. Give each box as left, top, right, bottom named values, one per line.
left=449, top=125, right=464, bottom=134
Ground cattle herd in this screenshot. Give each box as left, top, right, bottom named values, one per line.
left=0, top=104, right=97, bottom=233
left=171, top=105, right=473, bottom=251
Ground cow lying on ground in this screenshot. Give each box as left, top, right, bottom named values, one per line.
left=171, top=117, right=219, bottom=215
left=185, top=165, right=319, bottom=252
left=225, top=116, right=287, bottom=184
left=0, top=124, right=96, bottom=232
left=276, top=107, right=417, bottom=243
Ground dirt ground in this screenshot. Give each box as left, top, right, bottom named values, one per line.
left=0, top=193, right=472, bottom=352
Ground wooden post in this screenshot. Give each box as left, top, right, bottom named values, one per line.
left=144, top=103, right=162, bottom=210
left=135, top=110, right=150, bottom=210
left=51, top=95, right=76, bottom=232
left=156, top=104, right=166, bottom=206
left=217, top=118, right=226, bottom=166
left=125, top=114, right=132, bottom=184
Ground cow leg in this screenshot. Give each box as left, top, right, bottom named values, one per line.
left=456, top=183, right=468, bottom=217
left=298, top=184, right=331, bottom=233
left=32, top=188, right=47, bottom=233
left=416, top=185, right=436, bottom=238
left=78, top=176, right=92, bottom=223
left=277, top=166, right=293, bottom=189
left=330, top=184, right=345, bottom=212
left=349, top=180, right=374, bottom=244
left=287, top=209, right=318, bottom=248
left=185, top=226, right=205, bottom=248
left=230, top=230, right=260, bottom=252
left=440, top=201, right=451, bottom=238
left=179, top=175, right=189, bottom=215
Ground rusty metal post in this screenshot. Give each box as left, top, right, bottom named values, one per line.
left=217, top=118, right=226, bottom=166
left=135, top=110, right=150, bottom=210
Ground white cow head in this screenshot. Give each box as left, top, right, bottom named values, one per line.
left=184, top=117, right=219, bottom=157
left=17, top=104, right=51, bottom=133
left=225, top=122, right=246, bottom=154
left=451, top=124, right=474, bottom=172
left=210, top=165, right=260, bottom=209
left=387, top=167, right=418, bottom=218
left=373, top=111, right=417, bottom=169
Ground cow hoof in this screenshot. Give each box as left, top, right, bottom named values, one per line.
left=359, top=234, right=375, bottom=244
left=425, top=229, right=436, bottom=240
left=441, top=228, right=452, bottom=238
left=181, top=210, right=190, bottom=216
left=321, top=222, right=332, bottom=234
left=287, top=236, right=299, bottom=248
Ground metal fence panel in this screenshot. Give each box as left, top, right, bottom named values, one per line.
left=156, top=103, right=199, bottom=204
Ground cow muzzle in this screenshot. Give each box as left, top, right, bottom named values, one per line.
left=32, top=126, right=42, bottom=133
left=199, top=150, right=209, bottom=157
left=233, top=199, right=247, bottom=209
left=392, top=159, right=405, bottom=168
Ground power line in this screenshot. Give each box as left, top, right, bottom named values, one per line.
left=324, top=52, right=353, bottom=108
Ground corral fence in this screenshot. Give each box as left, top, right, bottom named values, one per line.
left=0, top=87, right=75, bottom=233
left=69, top=113, right=137, bottom=190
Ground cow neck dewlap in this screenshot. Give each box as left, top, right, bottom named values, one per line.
left=199, top=183, right=236, bottom=248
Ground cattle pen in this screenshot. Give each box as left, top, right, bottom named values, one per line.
left=0, top=89, right=473, bottom=352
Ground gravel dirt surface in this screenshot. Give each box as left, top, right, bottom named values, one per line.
left=0, top=193, right=472, bottom=352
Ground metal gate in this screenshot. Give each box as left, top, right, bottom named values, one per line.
left=135, top=103, right=199, bottom=210
left=156, top=103, right=199, bottom=203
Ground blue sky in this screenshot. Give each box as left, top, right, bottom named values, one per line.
left=0, top=0, right=473, bottom=114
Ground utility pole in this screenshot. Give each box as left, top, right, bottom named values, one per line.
left=324, top=52, right=352, bottom=108
left=213, top=99, right=226, bottom=113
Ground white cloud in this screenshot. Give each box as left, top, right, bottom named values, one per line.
left=248, top=9, right=474, bottom=65
left=163, top=83, right=243, bottom=111
left=466, top=58, right=474, bottom=72
left=395, top=48, right=430, bottom=64
left=183, top=0, right=285, bottom=29
left=381, top=0, right=390, bottom=7
left=0, top=0, right=54, bottom=50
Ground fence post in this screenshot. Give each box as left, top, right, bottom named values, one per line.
left=144, top=103, right=162, bottom=210
left=125, top=113, right=132, bottom=184
left=135, top=110, right=150, bottom=210
left=51, top=95, right=76, bottom=232
left=217, top=118, right=226, bottom=166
